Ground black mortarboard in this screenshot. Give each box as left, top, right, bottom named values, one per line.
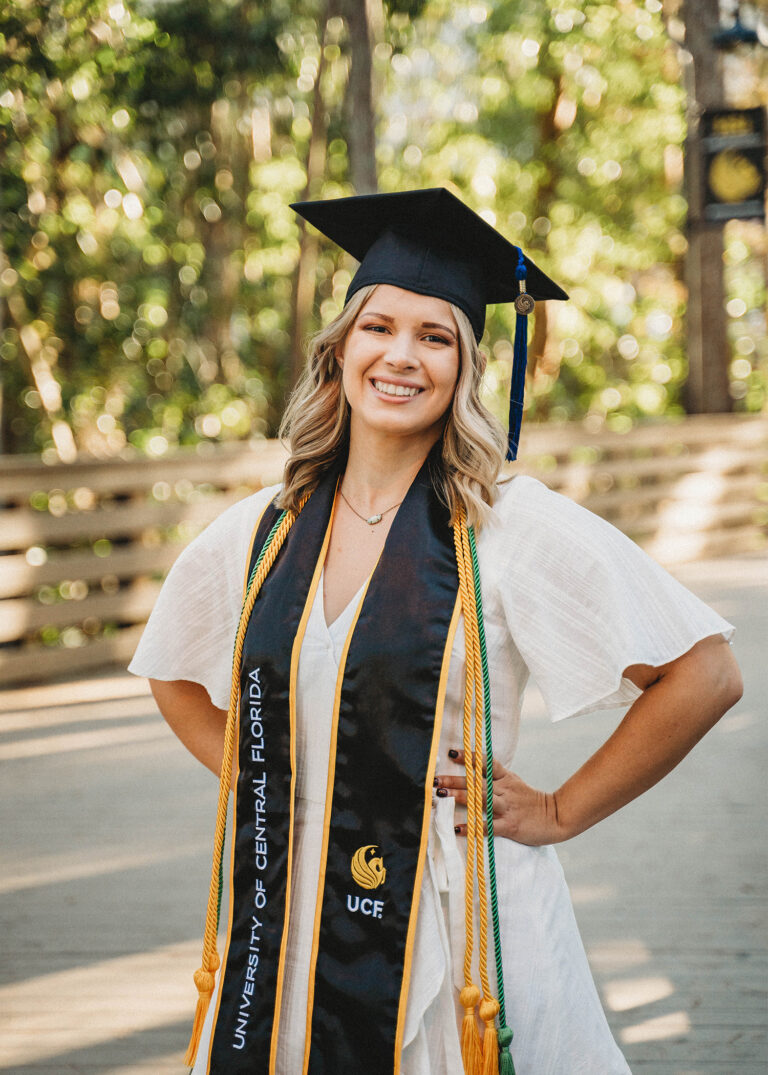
left=290, top=187, right=568, bottom=459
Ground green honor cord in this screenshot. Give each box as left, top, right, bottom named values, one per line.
left=468, top=525, right=516, bottom=1074
left=216, top=510, right=289, bottom=929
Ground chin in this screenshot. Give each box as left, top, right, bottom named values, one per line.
left=353, top=410, right=446, bottom=443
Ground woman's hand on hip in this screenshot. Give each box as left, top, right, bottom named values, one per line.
left=435, top=750, right=564, bottom=846
left=436, top=638, right=742, bottom=846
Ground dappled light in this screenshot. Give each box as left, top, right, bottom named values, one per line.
left=0, top=940, right=201, bottom=1069
left=568, top=883, right=616, bottom=906
left=620, top=1011, right=692, bottom=1045
left=0, top=718, right=169, bottom=761
left=0, top=842, right=208, bottom=898
left=715, top=709, right=759, bottom=734
left=604, top=975, right=675, bottom=1013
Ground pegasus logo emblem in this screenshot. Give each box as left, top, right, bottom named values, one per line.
left=350, top=845, right=386, bottom=890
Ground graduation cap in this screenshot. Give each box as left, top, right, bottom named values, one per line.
left=290, top=187, right=568, bottom=460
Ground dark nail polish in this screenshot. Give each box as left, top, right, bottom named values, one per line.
left=448, top=749, right=459, bottom=759
left=454, top=825, right=461, bottom=834
left=433, top=777, right=439, bottom=787
left=436, top=787, right=448, bottom=798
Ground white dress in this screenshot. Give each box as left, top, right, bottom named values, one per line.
left=129, top=476, right=734, bottom=1074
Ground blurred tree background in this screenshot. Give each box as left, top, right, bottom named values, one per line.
left=1, top=0, right=766, bottom=462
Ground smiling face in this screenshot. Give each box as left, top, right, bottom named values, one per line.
left=336, top=284, right=461, bottom=450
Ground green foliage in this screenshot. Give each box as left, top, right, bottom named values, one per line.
left=724, top=225, right=767, bottom=412
left=373, top=0, right=694, bottom=430
left=1, top=0, right=763, bottom=460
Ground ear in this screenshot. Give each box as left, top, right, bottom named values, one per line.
left=335, top=348, right=344, bottom=370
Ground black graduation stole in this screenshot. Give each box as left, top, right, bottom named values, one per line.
left=206, top=458, right=460, bottom=1074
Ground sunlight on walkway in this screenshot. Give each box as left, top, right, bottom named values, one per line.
left=1, top=841, right=208, bottom=897
left=0, top=941, right=199, bottom=1069
left=0, top=719, right=169, bottom=761
left=620, top=1011, right=692, bottom=1045
left=604, top=975, right=676, bottom=1013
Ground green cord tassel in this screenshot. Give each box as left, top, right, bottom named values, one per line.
left=498, top=1027, right=515, bottom=1074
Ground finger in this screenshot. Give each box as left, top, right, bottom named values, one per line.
left=448, top=749, right=508, bottom=781
left=449, top=799, right=507, bottom=821
left=435, top=775, right=467, bottom=790
left=490, top=756, right=507, bottom=779
left=437, top=785, right=501, bottom=809
left=437, top=787, right=467, bottom=806
left=447, top=748, right=487, bottom=773
left=453, top=820, right=493, bottom=837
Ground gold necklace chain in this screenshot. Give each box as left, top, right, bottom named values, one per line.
left=339, top=488, right=404, bottom=526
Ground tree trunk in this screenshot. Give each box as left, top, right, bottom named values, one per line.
left=680, top=0, right=731, bottom=413
left=288, top=8, right=332, bottom=387
left=341, top=0, right=378, bottom=194
left=7, top=291, right=77, bottom=461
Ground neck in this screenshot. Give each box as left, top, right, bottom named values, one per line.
left=342, top=425, right=440, bottom=512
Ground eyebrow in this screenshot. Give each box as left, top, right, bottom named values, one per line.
left=360, top=311, right=457, bottom=340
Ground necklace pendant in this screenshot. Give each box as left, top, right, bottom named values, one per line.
left=366, top=513, right=383, bottom=525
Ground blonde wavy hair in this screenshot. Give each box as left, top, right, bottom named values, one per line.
left=276, top=285, right=507, bottom=529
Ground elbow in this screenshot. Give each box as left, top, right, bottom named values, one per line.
left=713, top=648, right=743, bottom=716
left=722, top=661, right=743, bottom=711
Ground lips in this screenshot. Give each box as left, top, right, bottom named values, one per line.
left=371, top=379, right=423, bottom=397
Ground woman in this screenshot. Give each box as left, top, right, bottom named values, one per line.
left=129, top=188, right=741, bottom=1075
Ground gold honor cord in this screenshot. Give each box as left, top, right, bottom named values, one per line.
left=454, top=509, right=501, bottom=1075
left=184, top=504, right=302, bottom=1068
left=185, top=496, right=501, bottom=1074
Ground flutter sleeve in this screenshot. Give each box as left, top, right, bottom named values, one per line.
left=128, top=484, right=279, bottom=710
left=488, top=476, right=735, bottom=723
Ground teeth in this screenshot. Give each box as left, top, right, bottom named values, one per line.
left=373, top=380, right=421, bottom=397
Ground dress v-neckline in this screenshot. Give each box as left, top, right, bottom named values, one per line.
left=320, top=567, right=369, bottom=634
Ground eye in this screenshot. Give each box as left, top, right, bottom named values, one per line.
left=424, top=333, right=452, bottom=345
left=362, top=323, right=389, bottom=333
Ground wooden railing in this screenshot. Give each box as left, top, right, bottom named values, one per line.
left=1, top=415, right=766, bottom=687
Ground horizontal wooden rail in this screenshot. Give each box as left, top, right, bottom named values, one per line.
left=0, top=543, right=187, bottom=601
left=0, top=627, right=146, bottom=685
left=0, top=581, right=161, bottom=644
left=1, top=415, right=766, bottom=687
left=0, top=494, right=243, bottom=551
left=0, top=440, right=288, bottom=502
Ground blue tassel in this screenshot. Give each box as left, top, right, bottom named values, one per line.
left=506, top=310, right=528, bottom=462
left=506, top=247, right=531, bottom=462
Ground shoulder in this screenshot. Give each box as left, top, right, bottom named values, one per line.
left=481, top=474, right=641, bottom=581
left=492, top=473, right=593, bottom=519
left=491, top=474, right=562, bottom=521
left=487, top=474, right=611, bottom=544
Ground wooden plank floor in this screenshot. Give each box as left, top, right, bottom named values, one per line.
left=1, top=554, right=765, bottom=1074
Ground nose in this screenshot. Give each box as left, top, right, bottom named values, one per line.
left=383, top=330, right=417, bottom=369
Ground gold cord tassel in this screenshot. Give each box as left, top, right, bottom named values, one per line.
left=480, top=998, right=500, bottom=1075
left=184, top=507, right=298, bottom=1068
left=183, top=954, right=220, bottom=1067
left=460, top=984, right=482, bottom=1074
left=455, top=512, right=502, bottom=1075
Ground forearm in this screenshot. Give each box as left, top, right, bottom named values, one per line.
left=552, top=638, right=742, bottom=840
left=150, top=678, right=228, bottom=777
